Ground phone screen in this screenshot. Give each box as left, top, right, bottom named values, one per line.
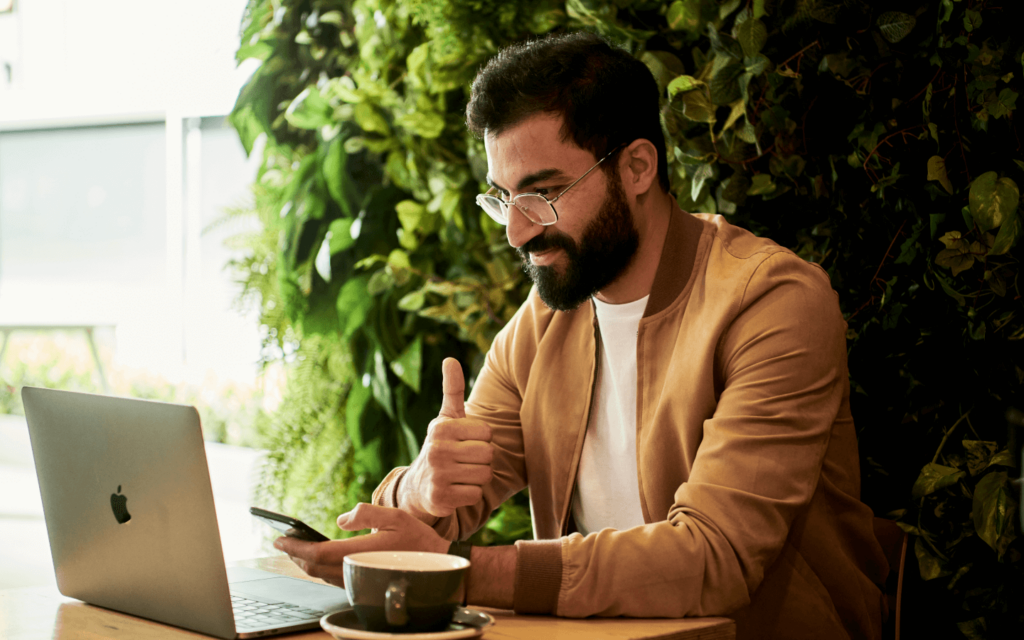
left=250, top=506, right=329, bottom=542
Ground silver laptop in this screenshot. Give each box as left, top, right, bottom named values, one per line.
left=22, top=386, right=350, bottom=639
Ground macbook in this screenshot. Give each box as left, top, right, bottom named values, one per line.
left=22, top=386, right=350, bottom=638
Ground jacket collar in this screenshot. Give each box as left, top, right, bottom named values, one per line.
left=643, top=203, right=704, bottom=317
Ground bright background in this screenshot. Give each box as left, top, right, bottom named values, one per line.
left=0, top=0, right=281, bottom=589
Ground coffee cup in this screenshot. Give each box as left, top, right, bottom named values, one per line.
left=342, top=551, right=470, bottom=633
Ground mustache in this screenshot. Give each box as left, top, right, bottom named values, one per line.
left=517, top=230, right=576, bottom=260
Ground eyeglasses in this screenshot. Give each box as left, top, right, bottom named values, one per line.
left=475, top=145, right=624, bottom=226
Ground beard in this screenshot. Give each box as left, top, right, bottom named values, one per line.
left=517, top=168, right=640, bottom=312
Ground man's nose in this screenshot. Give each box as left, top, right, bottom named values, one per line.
left=505, top=203, right=544, bottom=249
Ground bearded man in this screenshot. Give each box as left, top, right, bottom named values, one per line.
left=276, top=31, right=889, bottom=640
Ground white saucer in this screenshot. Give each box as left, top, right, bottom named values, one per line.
left=320, top=607, right=495, bottom=640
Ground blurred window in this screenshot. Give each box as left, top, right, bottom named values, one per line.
left=0, top=123, right=166, bottom=284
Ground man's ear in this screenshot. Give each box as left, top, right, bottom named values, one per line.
left=619, top=139, right=659, bottom=198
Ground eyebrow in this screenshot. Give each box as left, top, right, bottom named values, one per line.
left=486, top=168, right=568, bottom=193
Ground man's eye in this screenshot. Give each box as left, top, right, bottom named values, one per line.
left=533, top=188, right=552, bottom=196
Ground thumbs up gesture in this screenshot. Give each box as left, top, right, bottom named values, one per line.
left=399, top=358, right=494, bottom=524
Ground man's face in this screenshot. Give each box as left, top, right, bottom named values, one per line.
left=484, top=114, right=639, bottom=311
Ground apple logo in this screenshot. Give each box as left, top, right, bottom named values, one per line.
left=110, top=485, right=131, bottom=524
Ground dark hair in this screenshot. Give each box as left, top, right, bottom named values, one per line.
left=466, top=31, right=670, bottom=192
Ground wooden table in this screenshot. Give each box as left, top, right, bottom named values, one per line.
left=0, top=556, right=735, bottom=640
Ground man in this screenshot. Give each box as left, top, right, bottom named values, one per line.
left=276, top=31, right=889, bottom=639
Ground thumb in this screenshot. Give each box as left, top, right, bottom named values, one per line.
left=438, top=358, right=466, bottom=419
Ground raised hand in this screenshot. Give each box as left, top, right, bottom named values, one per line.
left=399, top=358, right=493, bottom=523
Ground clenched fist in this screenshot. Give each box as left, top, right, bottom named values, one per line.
left=399, top=358, right=494, bottom=523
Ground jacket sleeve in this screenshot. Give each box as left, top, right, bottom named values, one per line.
left=542, top=252, right=849, bottom=618
left=372, top=294, right=537, bottom=541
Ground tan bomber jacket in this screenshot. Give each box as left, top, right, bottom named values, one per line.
left=373, top=208, right=889, bottom=639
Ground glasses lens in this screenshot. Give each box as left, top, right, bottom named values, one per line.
left=476, top=194, right=508, bottom=224
left=515, top=195, right=557, bottom=225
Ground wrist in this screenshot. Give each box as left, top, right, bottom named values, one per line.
left=396, top=469, right=440, bottom=526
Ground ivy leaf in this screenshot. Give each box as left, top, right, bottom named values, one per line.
left=691, top=163, right=714, bottom=201
left=390, top=336, right=422, bottom=393
left=877, top=11, right=916, bottom=43
left=986, top=89, right=1018, bottom=120
left=674, top=85, right=716, bottom=123
left=710, top=59, right=745, bottom=105
left=737, top=18, right=768, bottom=57
left=926, top=156, right=954, bottom=194
left=746, top=173, right=776, bottom=196
left=969, top=171, right=1020, bottom=232
left=963, top=9, right=983, bottom=33
left=990, top=213, right=1022, bottom=255
left=935, top=247, right=975, bottom=276
left=666, top=0, right=701, bottom=34
left=962, top=440, right=999, bottom=476
left=667, top=75, right=705, bottom=98
left=911, top=463, right=966, bottom=498
left=972, top=471, right=1017, bottom=557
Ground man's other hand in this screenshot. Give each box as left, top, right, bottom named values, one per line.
left=400, top=358, right=494, bottom=523
left=273, top=504, right=449, bottom=587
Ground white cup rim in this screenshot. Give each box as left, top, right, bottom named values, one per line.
left=344, top=551, right=469, bottom=572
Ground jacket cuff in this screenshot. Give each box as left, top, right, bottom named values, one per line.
left=513, top=539, right=563, bottom=615
left=372, top=467, right=408, bottom=508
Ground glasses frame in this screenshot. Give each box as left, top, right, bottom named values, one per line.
left=476, top=144, right=625, bottom=226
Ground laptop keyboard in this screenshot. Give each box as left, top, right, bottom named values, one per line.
left=231, top=594, right=325, bottom=631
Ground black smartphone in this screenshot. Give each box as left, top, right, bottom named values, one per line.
left=250, top=506, right=330, bottom=542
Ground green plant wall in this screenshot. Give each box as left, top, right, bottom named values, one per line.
left=229, top=0, right=1022, bottom=635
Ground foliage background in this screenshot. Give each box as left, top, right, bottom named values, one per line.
left=229, top=0, right=1023, bottom=635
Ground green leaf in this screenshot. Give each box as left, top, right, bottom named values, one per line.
left=710, top=59, right=745, bottom=106
left=935, top=247, right=975, bottom=276
left=990, top=213, right=1022, bottom=255
left=667, top=75, right=705, bottom=99
left=737, top=18, right=768, bottom=58
left=666, top=0, right=701, bottom=34
left=390, top=336, right=422, bottom=393
left=963, top=9, right=982, bottom=33
left=328, top=218, right=355, bottom=254
left=353, top=103, right=390, bottom=135
left=915, top=537, right=949, bottom=581
left=926, top=156, right=954, bottom=194
left=911, top=463, right=966, bottom=498
left=641, top=51, right=686, bottom=95
left=285, top=87, right=333, bottom=130
left=371, top=349, right=394, bottom=419
left=934, top=272, right=966, bottom=306
left=929, top=213, right=945, bottom=239
left=746, top=173, right=776, bottom=196
left=337, top=275, right=372, bottom=339
left=397, top=290, right=426, bottom=312
left=962, top=440, right=999, bottom=476
left=345, top=381, right=371, bottom=449
left=987, top=89, right=1018, bottom=120
left=674, top=85, right=716, bottom=123
left=691, top=163, right=713, bottom=201
left=323, top=139, right=355, bottom=217
left=877, top=11, right=916, bottom=43
left=969, top=171, right=1020, bottom=232
left=972, top=471, right=1017, bottom=557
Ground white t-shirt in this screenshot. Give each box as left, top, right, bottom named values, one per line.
left=570, top=294, right=649, bottom=536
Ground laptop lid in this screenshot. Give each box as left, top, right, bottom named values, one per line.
left=23, top=386, right=239, bottom=638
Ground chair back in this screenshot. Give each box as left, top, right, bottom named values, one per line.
left=873, top=517, right=908, bottom=640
